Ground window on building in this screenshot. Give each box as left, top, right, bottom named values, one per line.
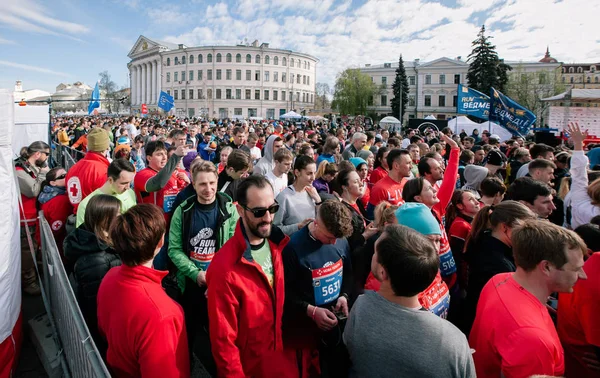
left=226, top=89, right=232, bottom=99
left=236, top=53, right=241, bottom=63
left=216, top=89, right=221, bottom=99
left=274, top=56, right=279, bottom=65
left=289, top=92, right=293, bottom=101
left=570, top=77, right=574, bottom=83
left=303, top=75, right=306, bottom=85
left=207, top=69, right=212, bottom=80
left=245, top=89, right=251, bottom=99
left=264, top=90, right=269, bottom=100
left=189, top=89, right=194, bottom=99
left=297, top=75, right=301, bottom=84
left=302, top=93, right=306, bottom=102
left=273, top=90, right=278, bottom=101
left=207, top=89, right=212, bottom=99
left=591, top=66, right=596, bottom=72
left=216, top=69, right=222, bottom=80
left=236, top=89, right=241, bottom=99
left=596, top=77, right=599, bottom=83
left=439, top=75, right=445, bottom=85
left=438, top=95, right=445, bottom=107
left=207, top=54, right=213, bottom=63
left=167, top=90, right=171, bottom=96
left=246, top=70, right=251, bottom=81
left=382, top=77, right=387, bottom=85
left=290, top=58, right=295, bottom=67
left=265, top=55, right=270, bottom=64
left=425, top=75, right=431, bottom=84
left=181, top=89, right=186, bottom=100
left=226, top=69, right=232, bottom=80
left=255, top=55, right=261, bottom=64
left=308, top=62, right=311, bottom=70
left=175, top=57, right=179, bottom=65
left=189, top=55, right=194, bottom=64
left=236, top=69, right=241, bottom=80
left=296, top=92, right=300, bottom=101
left=198, top=70, right=203, bottom=80
left=424, top=95, right=431, bottom=106
left=198, top=54, right=203, bottom=63
left=166, top=73, right=171, bottom=82
left=167, top=58, right=171, bottom=66
left=282, top=91, right=286, bottom=101
left=182, top=56, right=186, bottom=64
left=174, top=72, right=178, bottom=81
left=588, top=77, right=591, bottom=83
left=381, top=95, right=387, bottom=106
left=569, top=67, right=574, bottom=73
left=409, top=95, right=415, bottom=106
left=255, top=70, right=260, bottom=81
left=307, top=76, right=310, bottom=86
left=216, top=53, right=222, bottom=62
left=282, top=57, right=287, bottom=66
left=282, top=73, right=287, bottom=82
left=255, top=90, right=260, bottom=100
left=409, top=76, right=415, bottom=85
left=181, top=71, right=186, bottom=81
left=454, top=74, right=460, bottom=84
left=189, top=71, right=193, bottom=81
left=234, top=108, right=242, bottom=115
left=246, top=54, right=251, bottom=63
left=290, top=74, right=294, bottom=83
left=226, top=53, right=232, bottom=62
left=265, top=71, right=270, bottom=81
left=274, top=72, right=278, bottom=82
left=453, top=95, right=458, bottom=107
left=248, top=108, right=257, bottom=117
left=198, top=89, right=203, bottom=99
left=174, top=90, right=178, bottom=100
left=577, top=67, right=583, bottom=73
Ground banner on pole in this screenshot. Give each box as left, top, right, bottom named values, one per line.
left=157, top=91, right=174, bottom=112
left=141, top=103, right=148, bottom=114
left=456, top=84, right=490, bottom=120
left=489, top=88, right=536, bottom=137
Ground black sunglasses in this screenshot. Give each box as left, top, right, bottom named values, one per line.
left=56, top=174, right=67, bottom=180
left=242, top=202, right=279, bottom=218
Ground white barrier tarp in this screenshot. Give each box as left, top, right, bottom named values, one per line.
left=12, top=104, right=49, bottom=157
left=0, top=89, right=21, bottom=343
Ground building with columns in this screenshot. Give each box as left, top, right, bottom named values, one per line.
left=128, top=36, right=319, bottom=119
left=360, top=53, right=561, bottom=121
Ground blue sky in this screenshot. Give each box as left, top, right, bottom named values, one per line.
left=1, top=0, right=598, bottom=94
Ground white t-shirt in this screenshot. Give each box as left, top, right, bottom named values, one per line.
left=250, top=146, right=262, bottom=162
left=265, top=171, right=288, bottom=194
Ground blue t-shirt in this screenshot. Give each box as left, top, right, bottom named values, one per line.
left=187, top=201, right=219, bottom=271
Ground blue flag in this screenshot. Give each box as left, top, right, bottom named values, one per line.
left=158, top=91, right=174, bottom=112
left=489, top=88, right=536, bottom=137
left=88, top=82, right=100, bottom=115
left=456, top=84, right=490, bottom=120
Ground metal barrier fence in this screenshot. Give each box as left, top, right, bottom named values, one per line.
left=39, top=213, right=111, bottom=378
left=52, top=144, right=86, bottom=170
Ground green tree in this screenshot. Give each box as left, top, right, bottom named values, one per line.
left=332, top=68, right=377, bottom=116
left=391, top=54, right=409, bottom=123
left=98, top=70, right=118, bottom=113
left=467, top=25, right=511, bottom=95
left=315, top=82, right=331, bottom=110
left=505, top=65, right=566, bottom=126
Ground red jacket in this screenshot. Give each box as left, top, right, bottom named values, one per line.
left=206, top=220, right=293, bottom=378
left=97, top=265, right=190, bottom=378
left=65, top=152, right=109, bottom=213
left=37, top=194, right=72, bottom=255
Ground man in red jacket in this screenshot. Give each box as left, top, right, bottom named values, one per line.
left=97, top=204, right=189, bottom=378
left=207, top=175, right=293, bottom=377
left=65, top=127, right=111, bottom=213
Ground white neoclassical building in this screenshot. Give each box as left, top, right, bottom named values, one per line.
left=128, top=36, right=319, bottom=119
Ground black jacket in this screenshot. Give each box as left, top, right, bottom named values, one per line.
left=63, top=225, right=121, bottom=345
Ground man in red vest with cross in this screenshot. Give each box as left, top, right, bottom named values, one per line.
left=66, top=127, right=111, bottom=214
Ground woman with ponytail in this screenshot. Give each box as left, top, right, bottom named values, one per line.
left=446, top=190, right=481, bottom=282
left=462, top=200, right=536, bottom=334
left=312, top=161, right=338, bottom=194
left=36, top=167, right=72, bottom=256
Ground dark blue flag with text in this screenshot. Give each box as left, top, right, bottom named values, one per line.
left=158, top=91, right=174, bottom=112
left=457, top=84, right=490, bottom=120
left=489, top=88, right=536, bottom=137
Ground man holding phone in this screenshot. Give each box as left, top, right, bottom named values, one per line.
left=282, top=200, right=354, bottom=377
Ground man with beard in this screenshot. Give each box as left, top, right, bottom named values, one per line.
left=15, top=141, right=50, bottom=295
left=207, top=176, right=293, bottom=377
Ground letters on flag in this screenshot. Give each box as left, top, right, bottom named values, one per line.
left=456, top=84, right=489, bottom=120
left=489, top=88, right=536, bottom=136
left=158, top=91, right=174, bottom=112
left=88, top=82, right=100, bottom=115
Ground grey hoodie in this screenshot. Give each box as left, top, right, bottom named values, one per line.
left=253, top=134, right=279, bottom=176
left=462, top=165, right=489, bottom=194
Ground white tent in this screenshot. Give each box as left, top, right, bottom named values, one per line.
left=448, top=116, right=513, bottom=141
left=0, top=89, right=22, bottom=364
left=280, top=111, right=302, bottom=119
left=424, top=114, right=437, bottom=120
left=379, top=116, right=402, bottom=131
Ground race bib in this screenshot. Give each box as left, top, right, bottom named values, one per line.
left=419, top=273, right=450, bottom=319
left=439, top=248, right=457, bottom=276
left=312, top=259, right=343, bottom=306
left=162, top=185, right=179, bottom=213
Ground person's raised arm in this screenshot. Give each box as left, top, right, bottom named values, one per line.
left=436, top=134, right=460, bottom=214
left=145, top=146, right=185, bottom=192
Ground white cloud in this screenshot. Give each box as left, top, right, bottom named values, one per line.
left=147, top=5, right=190, bottom=25
left=0, top=60, right=70, bottom=77
left=0, top=36, right=16, bottom=45
left=157, top=0, right=599, bottom=86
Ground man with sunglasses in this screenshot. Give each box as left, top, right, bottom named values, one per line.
left=207, top=175, right=294, bottom=377
left=281, top=200, right=354, bottom=377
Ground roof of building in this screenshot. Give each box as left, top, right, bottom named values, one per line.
left=539, top=47, right=558, bottom=63
left=542, top=88, right=600, bottom=101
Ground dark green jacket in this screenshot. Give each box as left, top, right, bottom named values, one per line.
left=168, top=192, right=238, bottom=292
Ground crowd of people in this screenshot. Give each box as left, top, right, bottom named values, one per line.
left=13, top=114, right=600, bottom=377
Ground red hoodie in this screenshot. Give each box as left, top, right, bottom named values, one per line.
left=206, top=220, right=295, bottom=378
left=65, top=152, right=109, bottom=213
left=97, top=265, right=190, bottom=378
